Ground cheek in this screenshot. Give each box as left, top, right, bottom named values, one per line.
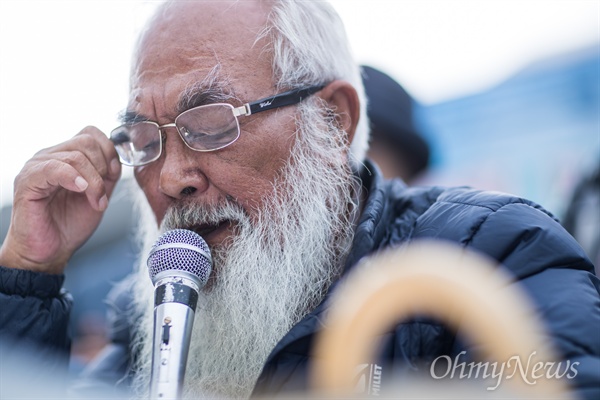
left=241, top=111, right=298, bottom=169
left=232, top=130, right=295, bottom=197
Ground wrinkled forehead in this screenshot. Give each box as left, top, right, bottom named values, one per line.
left=131, top=0, right=275, bottom=107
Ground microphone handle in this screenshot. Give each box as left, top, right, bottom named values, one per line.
left=150, top=276, right=199, bottom=400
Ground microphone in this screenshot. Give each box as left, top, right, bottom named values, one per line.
left=147, top=229, right=212, bottom=399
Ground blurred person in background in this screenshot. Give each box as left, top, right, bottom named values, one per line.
left=362, top=65, right=430, bottom=183
left=563, top=162, right=600, bottom=273
left=0, top=1, right=598, bottom=399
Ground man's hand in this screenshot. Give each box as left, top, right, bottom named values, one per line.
left=0, top=126, right=122, bottom=274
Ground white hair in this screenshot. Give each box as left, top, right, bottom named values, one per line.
left=260, top=0, right=370, bottom=172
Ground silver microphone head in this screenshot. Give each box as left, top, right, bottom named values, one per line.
left=147, top=229, right=212, bottom=287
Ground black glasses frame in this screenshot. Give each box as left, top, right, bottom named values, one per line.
left=233, top=84, right=325, bottom=117
left=111, top=84, right=326, bottom=166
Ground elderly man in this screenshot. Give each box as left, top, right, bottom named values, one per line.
left=0, top=1, right=598, bottom=399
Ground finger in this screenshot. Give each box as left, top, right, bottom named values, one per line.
left=39, top=126, right=121, bottom=181
left=75, top=126, right=122, bottom=180
left=21, top=154, right=109, bottom=211
left=33, top=128, right=122, bottom=203
left=59, top=131, right=122, bottom=202
left=55, top=150, right=110, bottom=211
left=18, top=158, right=86, bottom=196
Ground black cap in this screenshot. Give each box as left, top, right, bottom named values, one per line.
left=362, top=65, right=430, bottom=179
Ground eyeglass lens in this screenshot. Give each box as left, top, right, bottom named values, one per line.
left=111, top=122, right=162, bottom=166
left=111, top=103, right=241, bottom=166
left=176, top=104, right=240, bottom=152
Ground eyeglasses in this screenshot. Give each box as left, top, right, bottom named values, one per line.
left=110, top=85, right=325, bottom=166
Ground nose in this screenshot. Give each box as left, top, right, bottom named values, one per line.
left=158, top=126, right=209, bottom=200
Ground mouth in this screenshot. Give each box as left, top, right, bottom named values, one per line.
left=187, top=220, right=232, bottom=243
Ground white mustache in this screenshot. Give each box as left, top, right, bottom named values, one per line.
left=160, top=198, right=250, bottom=234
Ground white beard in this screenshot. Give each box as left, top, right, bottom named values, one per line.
left=128, top=99, right=359, bottom=399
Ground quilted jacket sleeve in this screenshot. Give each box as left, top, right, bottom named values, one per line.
left=416, top=189, right=600, bottom=398
left=0, top=265, right=72, bottom=351
left=0, top=265, right=72, bottom=397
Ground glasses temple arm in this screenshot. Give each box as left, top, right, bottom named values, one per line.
left=241, top=85, right=325, bottom=116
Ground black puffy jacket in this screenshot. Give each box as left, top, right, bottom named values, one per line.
left=1, top=162, right=598, bottom=398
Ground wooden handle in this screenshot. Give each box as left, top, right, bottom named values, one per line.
left=311, top=240, right=571, bottom=399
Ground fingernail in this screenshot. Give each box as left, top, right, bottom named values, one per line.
left=75, top=176, right=88, bottom=191
left=110, top=158, right=120, bottom=175
left=98, top=194, right=108, bottom=210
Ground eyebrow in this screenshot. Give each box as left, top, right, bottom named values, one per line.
left=177, top=77, right=238, bottom=114
left=118, top=111, right=150, bottom=125
left=177, top=62, right=239, bottom=112
left=118, top=65, right=240, bottom=124
left=117, top=84, right=236, bottom=125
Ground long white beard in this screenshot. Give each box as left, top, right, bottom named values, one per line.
left=128, top=99, right=359, bottom=399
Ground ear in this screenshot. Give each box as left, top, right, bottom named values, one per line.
left=318, top=80, right=360, bottom=146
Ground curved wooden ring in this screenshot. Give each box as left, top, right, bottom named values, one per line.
left=311, top=240, right=571, bottom=398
